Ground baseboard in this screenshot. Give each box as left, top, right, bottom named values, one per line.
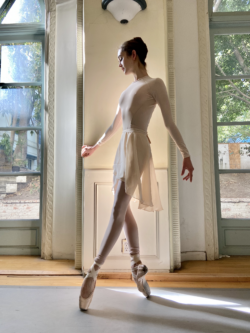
left=181, top=251, right=207, bottom=262
left=85, top=269, right=171, bottom=279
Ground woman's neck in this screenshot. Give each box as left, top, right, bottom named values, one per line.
left=133, top=72, right=149, bottom=82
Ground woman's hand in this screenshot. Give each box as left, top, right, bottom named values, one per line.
left=81, top=145, right=98, bottom=158
left=181, top=156, right=194, bottom=182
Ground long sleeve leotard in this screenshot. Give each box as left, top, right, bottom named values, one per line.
left=96, top=76, right=190, bottom=159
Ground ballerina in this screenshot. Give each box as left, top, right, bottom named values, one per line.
left=79, top=37, right=194, bottom=311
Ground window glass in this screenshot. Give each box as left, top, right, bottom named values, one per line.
left=1, top=0, right=42, bottom=24
left=213, top=0, right=250, bottom=12
left=0, top=129, right=41, bottom=172
left=0, top=43, right=42, bottom=82
left=0, top=86, right=42, bottom=127
left=216, top=80, right=250, bottom=122
left=214, top=34, right=250, bottom=76
left=217, top=125, right=250, bottom=169
left=0, top=175, right=40, bottom=220
left=220, top=173, right=250, bottom=219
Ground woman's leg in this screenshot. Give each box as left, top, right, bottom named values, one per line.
left=122, top=195, right=150, bottom=297
left=123, top=205, right=142, bottom=268
left=113, top=180, right=141, bottom=267
left=94, top=179, right=132, bottom=265
left=81, top=179, right=132, bottom=298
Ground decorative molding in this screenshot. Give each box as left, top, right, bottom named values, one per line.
left=42, top=0, right=83, bottom=262
left=197, top=0, right=219, bottom=260
left=41, top=0, right=56, bottom=260
left=83, top=169, right=170, bottom=273
left=75, top=0, right=83, bottom=270
left=0, top=227, right=39, bottom=248
left=0, top=219, right=41, bottom=255
left=166, top=0, right=181, bottom=270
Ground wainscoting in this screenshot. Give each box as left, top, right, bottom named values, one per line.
left=82, top=169, right=169, bottom=273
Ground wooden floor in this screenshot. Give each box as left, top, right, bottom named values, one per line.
left=1, top=256, right=250, bottom=288
left=176, top=256, right=250, bottom=274
left=0, top=256, right=81, bottom=276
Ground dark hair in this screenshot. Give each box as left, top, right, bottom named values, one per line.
left=120, top=37, right=148, bottom=68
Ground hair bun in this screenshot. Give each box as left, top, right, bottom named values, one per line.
left=134, top=37, right=144, bottom=44
left=120, top=37, right=148, bottom=69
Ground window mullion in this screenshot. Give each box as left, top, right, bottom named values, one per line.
left=208, top=0, right=213, bottom=16
left=217, top=122, right=250, bottom=126
left=0, top=24, right=45, bottom=37
left=0, top=82, right=42, bottom=86
left=215, top=75, right=250, bottom=80
left=0, top=127, right=42, bottom=131
left=0, top=171, right=41, bottom=176
left=219, top=169, right=250, bottom=174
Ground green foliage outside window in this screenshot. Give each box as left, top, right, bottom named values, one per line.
left=0, top=40, right=42, bottom=169
left=214, top=33, right=250, bottom=145
left=0, top=0, right=42, bottom=24
left=213, top=0, right=250, bottom=12
left=0, top=133, right=12, bottom=162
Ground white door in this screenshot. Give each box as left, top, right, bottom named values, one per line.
left=82, top=169, right=170, bottom=273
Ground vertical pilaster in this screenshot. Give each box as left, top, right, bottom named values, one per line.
left=75, top=0, right=84, bottom=269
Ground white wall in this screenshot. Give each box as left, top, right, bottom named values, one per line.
left=53, top=0, right=77, bottom=259
left=83, top=0, right=169, bottom=170
left=174, top=0, right=206, bottom=256
left=51, top=0, right=208, bottom=260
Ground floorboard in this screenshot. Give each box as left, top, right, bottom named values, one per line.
left=1, top=256, right=250, bottom=287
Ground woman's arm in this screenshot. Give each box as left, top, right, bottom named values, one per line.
left=95, top=104, right=122, bottom=147
left=152, top=78, right=190, bottom=159
left=81, top=104, right=122, bottom=158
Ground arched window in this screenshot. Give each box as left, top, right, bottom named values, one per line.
left=0, top=0, right=45, bottom=254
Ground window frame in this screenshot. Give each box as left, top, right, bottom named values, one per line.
left=0, top=0, right=45, bottom=254
left=209, top=0, right=250, bottom=254
left=208, top=0, right=250, bottom=16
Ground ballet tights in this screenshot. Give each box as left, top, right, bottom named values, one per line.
left=123, top=204, right=142, bottom=268
left=81, top=179, right=141, bottom=298
left=94, top=179, right=141, bottom=267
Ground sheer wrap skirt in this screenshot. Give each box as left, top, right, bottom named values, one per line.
left=112, top=127, right=163, bottom=212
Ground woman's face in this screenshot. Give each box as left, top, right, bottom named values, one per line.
left=117, top=49, right=134, bottom=75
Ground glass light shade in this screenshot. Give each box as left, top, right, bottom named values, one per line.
left=102, top=0, right=147, bottom=24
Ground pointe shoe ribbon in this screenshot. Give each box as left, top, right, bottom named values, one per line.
left=84, top=267, right=99, bottom=280
left=131, top=264, right=151, bottom=298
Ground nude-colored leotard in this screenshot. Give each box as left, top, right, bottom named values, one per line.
left=96, top=75, right=190, bottom=212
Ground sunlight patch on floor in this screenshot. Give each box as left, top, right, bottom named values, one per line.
left=107, top=288, right=239, bottom=306
left=228, top=307, right=250, bottom=314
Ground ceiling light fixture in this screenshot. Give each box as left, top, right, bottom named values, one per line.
left=102, top=0, right=147, bottom=24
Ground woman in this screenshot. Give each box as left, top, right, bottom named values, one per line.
left=79, top=37, right=194, bottom=311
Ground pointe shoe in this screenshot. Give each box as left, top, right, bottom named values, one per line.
left=131, top=263, right=151, bottom=298
left=79, top=262, right=100, bottom=311
left=79, top=280, right=96, bottom=311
